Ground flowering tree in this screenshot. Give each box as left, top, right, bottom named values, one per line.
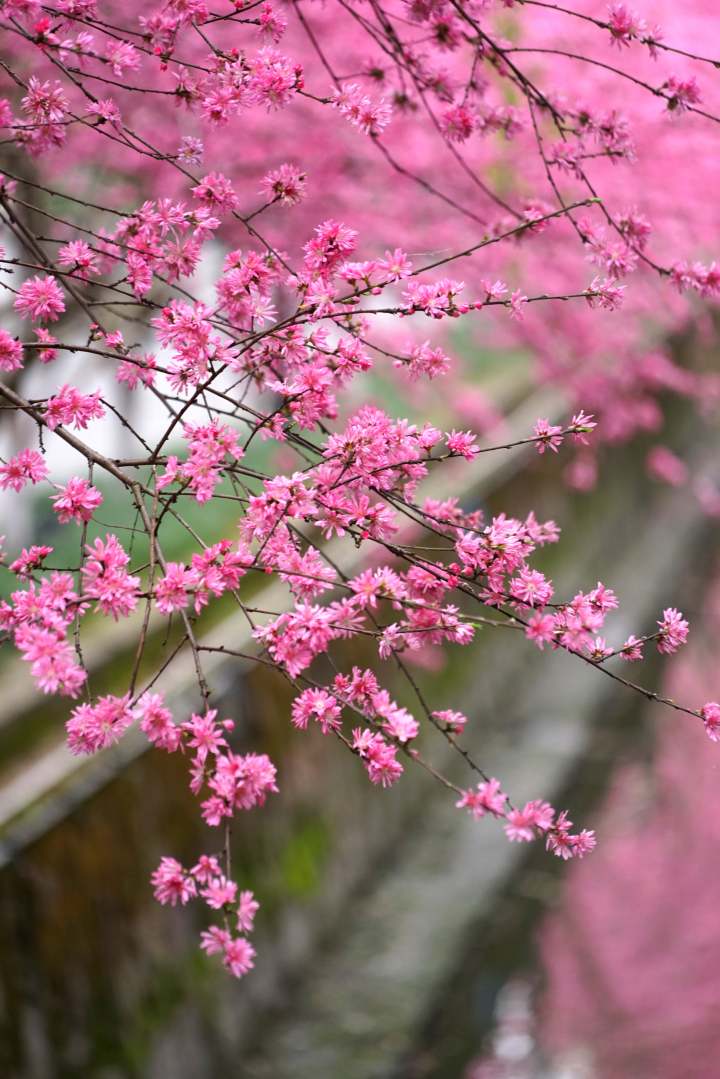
left=0, top=0, right=718, bottom=982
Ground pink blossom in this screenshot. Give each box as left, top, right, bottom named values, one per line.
left=9, top=544, right=53, bottom=578
left=155, top=562, right=194, bottom=614
left=222, top=935, right=256, bottom=978
left=510, top=568, right=554, bottom=608
left=505, top=799, right=555, bottom=842
left=200, top=925, right=231, bottom=956
left=0, top=329, right=23, bottom=371
left=440, top=103, right=476, bottom=142
left=456, top=778, right=507, bottom=820
left=66, top=694, right=133, bottom=755
left=201, top=875, right=238, bottom=910
left=104, top=40, right=140, bottom=76
left=262, top=163, right=306, bottom=205
left=45, top=385, right=105, bottom=431
left=620, top=634, right=644, bottom=661
left=432, top=709, right=468, bottom=734
left=57, top=240, right=98, bottom=281
left=570, top=411, right=597, bottom=445
left=656, top=607, right=689, bottom=655
left=534, top=418, right=564, bottom=454
left=81, top=534, right=140, bottom=619
left=14, top=275, right=65, bottom=322
left=183, top=710, right=228, bottom=763
left=202, top=751, right=278, bottom=824
left=607, top=4, right=645, bottom=48
left=585, top=276, right=625, bottom=311
left=0, top=449, right=48, bottom=492
left=351, top=728, right=403, bottom=787
left=192, top=171, right=238, bottom=212
left=664, top=75, right=702, bottom=113
left=546, top=812, right=597, bottom=860
left=446, top=429, right=479, bottom=460
left=331, top=83, right=392, bottom=136
left=51, top=477, right=103, bottom=524
left=136, top=692, right=181, bottom=752
left=291, top=688, right=342, bottom=734
left=701, top=702, right=720, bottom=743
left=237, top=890, right=259, bottom=933
left=152, top=857, right=196, bottom=906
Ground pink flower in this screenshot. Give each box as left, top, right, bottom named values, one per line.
left=152, top=856, right=196, bottom=906
left=200, top=925, right=231, bottom=956
left=191, top=855, right=222, bottom=884
left=432, top=709, right=467, bottom=734
left=183, top=709, right=228, bottom=763
left=222, top=935, right=256, bottom=978
left=51, top=477, right=103, bottom=524
left=136, top=692, right=181, bottom=751
left=201, top=875, right=238, bottom=910
left=569, top=411, right=597, bottom=445
left=262, top=163, right=306, bottom=205
left=399, top=342, right=451, bottom=381
left=155, top=562, right=194, bottom=614
left=57, top=240, right=98, bottom=281
left=656, top=607, right=689, bottom=655
left=440, top=103, right=476, bottom=142
left=456, top=778, right=507, bottom=819
left=620, top=634, right=644, bottom=661
left=291, top=688, right=342, bottom=734
left=380, top=704, right=419, bottom=744
left=81, top=533, right=140, bottom=619
left=303, top=219, right=358, bottom=274
left=525, top=613, right=556, bottom=650
left=192, top=171, right=238, bottom=212
left=66, top=694, right=134, bottom=755
left=15, top=628, right=86, bottom=697
left=14, top=275, right=65, bottom=322
left=202, top=751, right=278, bottom=824
left=0, top=329, right=23, bottom=371
left=45, top=385, right=105, bottom=430
left=664, top=75, right=702, bottom=113
left=510, top=568, right=554, bottom=608
left=607, top=3, right=645, bottom=48
left=509, top=290, right=528, bottom=319
left=237, top=890, right=259, bottom=932
left=587, top=636, right=613, bottom=661
left=104, top=39, right=140, bottom=76
left=0, top=449, right=48, bottom=492
left=585, top=276, right=625, bottom=311
left=351, top=728, right=403, bottom=787
left=505, top=799, right=555, bottom=842
left=546, top=812, right=597, bottom=859
left=379, top=248, right=413, bottom=282
left=701, top=702, right=720, bottom=742
left=534, top=418, right=564, bottom=454
left=446, top=429, right=479, bottom=460
left=331, top=83, right=392, bottom=136
left=9, top=544, right=53, bottom=578
left=116, top=353, right=156, bottom=390
left=87, top=98, right=122, bottom=124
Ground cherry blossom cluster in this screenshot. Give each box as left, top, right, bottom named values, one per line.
left=457, top=779, right=596, bottom=860
left=0, top=0, right=719, bottom=982
left=152, top=854, right=260, bottom=980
